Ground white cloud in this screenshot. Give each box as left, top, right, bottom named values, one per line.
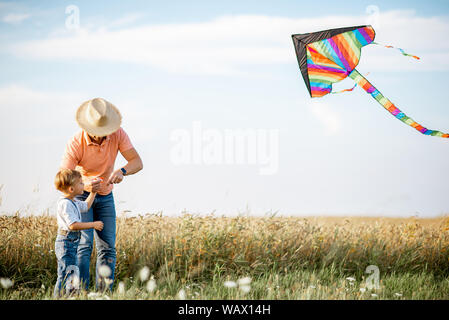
left=7, top=10, right=449, bottom=75
left=2, top=12, right=30, bottom=24
left=307, top=100, right=341, bottom=136
left=106, top=12, right=145, bottom=29
left=0, top=85, right=83, bottom=140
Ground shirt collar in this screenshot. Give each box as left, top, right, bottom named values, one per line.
left=83, top=130, right=110, bottom=146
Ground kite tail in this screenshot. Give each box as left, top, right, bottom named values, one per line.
left=331, top=83, right=357, bottom=94
left=372, top=42, right=420, bottom=60
left=348, top=69, right=449, bottom=138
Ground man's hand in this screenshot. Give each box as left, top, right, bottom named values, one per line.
left=106, top=169, right=124, bottom=185
left=84, top=179, right=101, bottom=193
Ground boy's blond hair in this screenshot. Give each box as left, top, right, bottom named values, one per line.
left=54, top=169, right=82, bottom=192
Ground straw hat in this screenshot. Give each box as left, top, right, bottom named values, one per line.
left=76, top=98, right=122, bottom=137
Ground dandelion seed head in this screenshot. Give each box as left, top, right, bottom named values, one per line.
left=224, top=281, right=237, bottom=288
left=177, top=289, right=186, bottom=300
left=87, top=292, right=101, bottom=299
left=139, top=266, right=150, bottom=282
left=118, top=281, right=126, bottom=294
left=0, top=278, right=13, bottom=289
left=239, top=285, right=251, bottom=294
left=98, top=265, right=111, bottom=278
left=346, top=277, right=356, bottom=282
left=146, top=279, right=157, bottom=293
left=237, top=277, right=252, bottom=286
left=67, top=274, right=80, bottom=290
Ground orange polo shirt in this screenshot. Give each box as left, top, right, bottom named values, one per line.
left=60, top=127, right=134, bottom=195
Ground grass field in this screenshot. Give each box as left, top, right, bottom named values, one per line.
left=1, top=213, right=449, bottom=300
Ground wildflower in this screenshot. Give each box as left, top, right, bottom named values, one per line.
left=139, top=266, right=150, bottom=282
left=360, top=288, right=366, bottom=293
left=395, top=293, right=403, bottom=297
left=371, top=293, right=378, bottom=297
left=87, top=292, right=110, bottom=300
left=239, top=285, right=251, bottom=294
left=87, top=292, right=102, bottom=299
left=309, top=285, right=316, bottom=289
left=224, top=281, right=237, bottom=288
left=177, top=289, right=186, bottom=300
left=146, top=279, right=157, bottom=293
left=346, top=277, right=356, bottom=282
left=0, top=278, right=13, bottom=289
left=105, top=278, right=114, bottom=287
left=117, top=281, right=126, bottom=294
left=237, top=277, right=252, bottom=286
left=98, top=265, right=111, bottom=278
left=67, top=274, right=80, bottom=291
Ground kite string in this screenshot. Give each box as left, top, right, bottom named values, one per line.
left=372, top=42, right=420, bottom=60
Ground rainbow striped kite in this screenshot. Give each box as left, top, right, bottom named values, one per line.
left=292, top=25, right=449, bottom=138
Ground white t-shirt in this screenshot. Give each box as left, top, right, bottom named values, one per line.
left=56, top=197, right=88, bottom=231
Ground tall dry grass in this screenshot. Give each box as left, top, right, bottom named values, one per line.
left=1, top=213, right=449, bottom=293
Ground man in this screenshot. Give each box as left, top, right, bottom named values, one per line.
left=60, top=97, right=143, bottom=291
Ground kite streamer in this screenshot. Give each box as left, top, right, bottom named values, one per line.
left=331, top=83, right=357, bottom=94
left=372, top=42, right=420, bottom=60
left=349, top=69, right=448, bottom=137
left=292, top=25, right=448, bottom=138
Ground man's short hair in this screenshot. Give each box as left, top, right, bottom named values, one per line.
left=54, top=169, right=82, bottom=192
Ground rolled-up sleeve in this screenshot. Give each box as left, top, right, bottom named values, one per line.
left=60, top=136, right=81, bottom=169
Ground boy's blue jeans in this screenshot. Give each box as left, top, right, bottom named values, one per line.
left=53, top=231, right=81, bottom=297
left=75, top=191, right=116, bottom=291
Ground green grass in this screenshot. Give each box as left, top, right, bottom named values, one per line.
left=1, top=214, right=448, bottom=299
left=2, top=267, right=448, bottom=300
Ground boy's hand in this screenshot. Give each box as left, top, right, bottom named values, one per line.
left=93, top=221, right=104, bottom=231
left=85, top=179, right=101, bottom=193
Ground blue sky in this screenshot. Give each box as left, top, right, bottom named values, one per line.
left=1, top=0, right=449, bottom=217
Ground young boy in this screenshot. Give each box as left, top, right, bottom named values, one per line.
left=53, top=169, right=104, bottom=298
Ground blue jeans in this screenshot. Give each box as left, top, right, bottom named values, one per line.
left=75, top=191, right=116, bottom=291
left=53, top=231, right=81, bottom=297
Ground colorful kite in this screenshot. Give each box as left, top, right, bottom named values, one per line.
left=292, top=25, right=449, bottom=138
